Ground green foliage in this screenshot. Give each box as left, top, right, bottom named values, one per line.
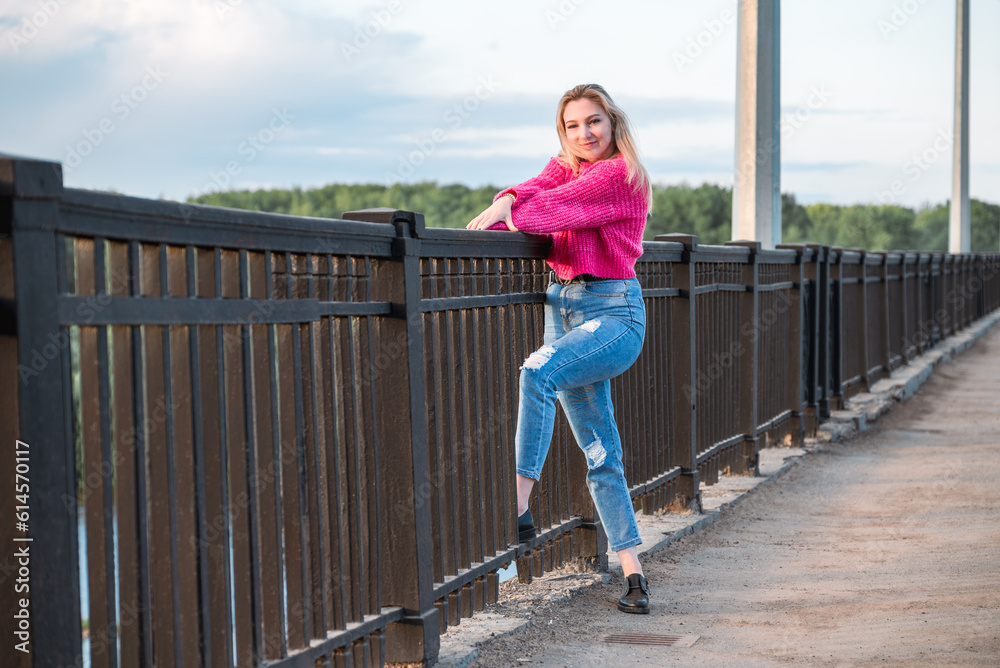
left=781, top=193, right=814, bottom=244
left=191, top=182, right=500, bottom=230
left=646, top=183, right=732, bottom=243
left=188, top=183, right=1000, bottom=252
left=971, top=199, right=1000, bottom=252
left=913, top=204, right=949, bottom=251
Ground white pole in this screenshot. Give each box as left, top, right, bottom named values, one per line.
left=949, top=0, right=971, bottom=253
left=733, top=0, right=781, bottom=248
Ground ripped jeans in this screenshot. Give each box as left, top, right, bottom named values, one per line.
left=515, top=277, right=646, bottom=552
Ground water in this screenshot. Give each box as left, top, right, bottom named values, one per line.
left=79, top=510, right=119, bottom=668
left=79, top=512, right=90, bottom=668
left=498, top=562, right=517, bottom=583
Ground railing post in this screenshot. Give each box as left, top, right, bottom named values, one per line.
left=3, top=156, right=81, bottom=667
left=798, top=244, right=819, bottom=435
left=810, top=244, right=831, bottom=419
left=976, top=254, right=986, bottom=320
left=849, top=248, right=871, bottom=391
left=944, top=255, right=955, bottom=337
left=0, top=166, right=22, bottom=668
left=876, top=252, right=891, bottom=377
left=937, top=254, right=947, bottom=338
left=900, top=253, right=912, bottom=364
left=341, top=208, right=440, bottom=665
left=653, top=234, right=700, bottom=510
left=829, top=247, right=844, bottom=410
left=963, top=255, right=970, bottom=327
left=989, top=255, right=1000, bottom=313
left=776, top=242, right=807, bottom=441
left=916, top=253, right=929, bottom=354
left=726, top=240, right=761, bottom=470
left=952, top=256, right=962, bottom=331
left=949, top=255, right=961, bottom=333
left=962, top=255, right=973, bottom=328
left=961, top=255, right=971, bottom=329
left=931, top=253, right=943, bottom=344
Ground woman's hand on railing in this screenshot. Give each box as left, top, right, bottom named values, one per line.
left=466, top=195, right=518, bottom=231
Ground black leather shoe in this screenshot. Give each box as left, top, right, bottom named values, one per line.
left=517, top=508, right=536, bottom=543
left=617, top=573, right=650, bottom=614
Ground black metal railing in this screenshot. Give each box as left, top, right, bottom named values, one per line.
left=2, top=154, right=999, bottom=668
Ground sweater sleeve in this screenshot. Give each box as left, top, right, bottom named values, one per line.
left=492, top=157, right=572, bottom=205
left=510, top=158, right=647, bottom=234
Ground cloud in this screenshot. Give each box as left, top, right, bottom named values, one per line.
left=1, top=0, right=997, bottom=207
left=313, top=146, right=377, bottom=156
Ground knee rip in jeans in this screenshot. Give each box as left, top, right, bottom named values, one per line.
left=578, top=319, right=601, bottom=333
left=584, top=437, right=606, bottom=468
left=521, top=345, right=556, bottom=370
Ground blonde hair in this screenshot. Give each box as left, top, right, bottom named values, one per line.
left=555, top=83, right=652, bottom=205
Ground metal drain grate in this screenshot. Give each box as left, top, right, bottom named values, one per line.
left=602, top=632, right=700, bottom=648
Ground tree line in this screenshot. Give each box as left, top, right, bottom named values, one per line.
left=189, top=182, right=1000, bottom=252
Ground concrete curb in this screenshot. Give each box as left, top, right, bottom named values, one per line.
left=815, top=310, right=1000, bottom=443
left=430, top=310, right=1000, bottom=668
left=435, top=614, right=533, bottom=668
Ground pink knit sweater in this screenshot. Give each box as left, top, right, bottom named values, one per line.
left=488, top=155, right=648, bottom=280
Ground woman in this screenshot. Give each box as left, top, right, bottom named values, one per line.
left=466, top=83, right=651, bottom=614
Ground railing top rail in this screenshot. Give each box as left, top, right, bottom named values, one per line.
left=777, top=244, right=817, bottom=263
left=639, top=239, right=686, bottom=262
left=877, top=252, right=905, bottom=264
left=841, top=249, right=864, bottom=264
left=48, top=188, right=399, bottom=255
left=60, top=187, right=395, bottom=236
left=755, top=248, right=799, bottom=264
left=414, top=227, right=552, bottom=259
left=342, top=207, right=554, bottom=259
left=694, top=243, right=752, bottom=262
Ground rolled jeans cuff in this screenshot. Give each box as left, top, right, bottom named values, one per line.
left=608, top=535, right=643, bottom=553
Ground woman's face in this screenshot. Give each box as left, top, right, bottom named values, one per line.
left=562, top=97, right=615, bottom=162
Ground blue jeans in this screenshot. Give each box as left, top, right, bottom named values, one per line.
left=515, top=277, right=646, bottom=552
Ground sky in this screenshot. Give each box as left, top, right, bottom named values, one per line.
left=2, top=0, right=997, bottom=211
